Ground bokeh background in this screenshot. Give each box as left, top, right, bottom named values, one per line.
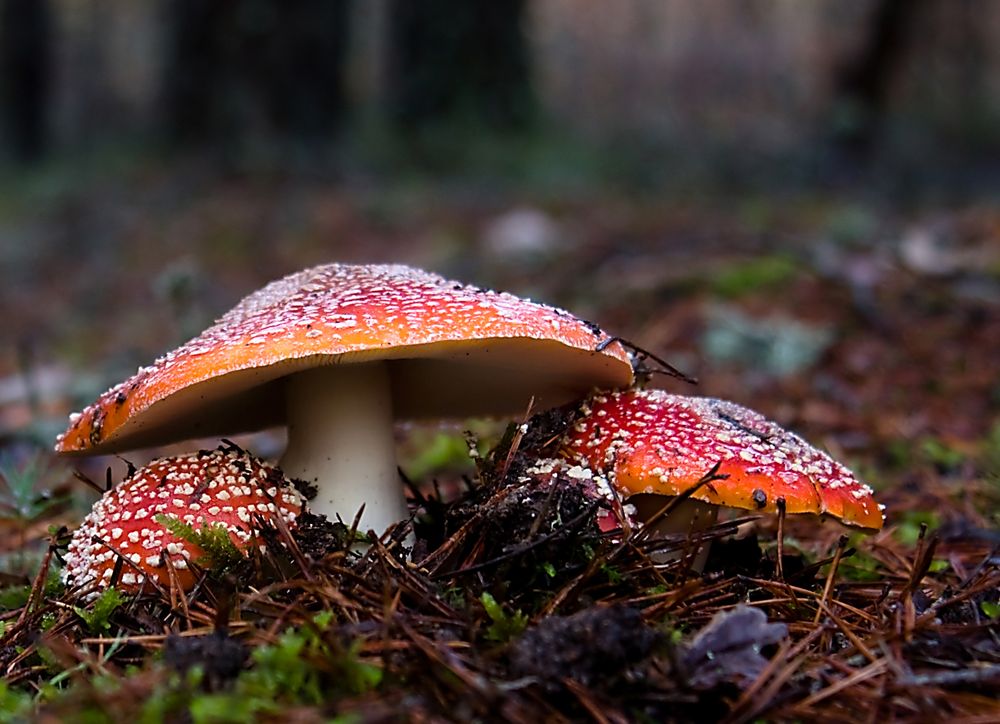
left=0, top=1, right=998, bottom=531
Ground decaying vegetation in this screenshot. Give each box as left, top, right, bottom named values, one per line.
left=0, top=410, right=997, bottom=722
left=1, top=168, right=998, bottom=722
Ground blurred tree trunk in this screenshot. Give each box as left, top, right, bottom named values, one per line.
left=0, top=0, right=51, bottom=163
left=831, top=0, right=925, bottom=158
left=162, top=0, right=349, bottom=148
left=385, top=0, right=533, bottom=130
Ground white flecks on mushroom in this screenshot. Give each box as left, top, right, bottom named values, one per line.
left=56, top=264, right=633, bottom=536
left=560, top=389, right=883, bottom=530
left=63, top=447, right=303, bottom=596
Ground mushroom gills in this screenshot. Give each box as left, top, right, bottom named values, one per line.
left=280, top=363, right=408, bottom=533
left=627, top=494, right=719, bottom=569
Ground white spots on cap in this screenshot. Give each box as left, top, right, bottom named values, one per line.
left=62, top=447, right=304, bottom=595
left=560, top=389, right=882, bottom=528
left=58, top=263, right=631, bottom=452
left=325, top=318, right=358, bottom=329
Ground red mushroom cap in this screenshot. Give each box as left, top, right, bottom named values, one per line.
left=560, top=390, right=884, bottom=529
left=56, top=264, right=631, bottom=454
left=63, top=447, right=303, bottom=594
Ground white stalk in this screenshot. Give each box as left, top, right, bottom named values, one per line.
left=280, top=363, right=408, bottom=534
left=630, top=495, right=719, bottom=569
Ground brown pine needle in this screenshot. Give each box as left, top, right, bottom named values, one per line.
left=814, top=534, right=849, bottom=624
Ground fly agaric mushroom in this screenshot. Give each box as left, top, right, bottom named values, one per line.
left=56, top=264, right=632, bottom=534
left=555, top=389, right=883, bottom=556
left=63, top=446, right=303, bottom=594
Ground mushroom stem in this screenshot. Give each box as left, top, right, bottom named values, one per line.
left=630, top=495, right=719, bottom=569
left=281, top=363, right=408, bottom=534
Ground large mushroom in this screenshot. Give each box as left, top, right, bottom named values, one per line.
left=57, top=264, right=632, bottom=534
left=63, top=446, right=303, bottom=594
left=535, top=389, right=883, bottom=561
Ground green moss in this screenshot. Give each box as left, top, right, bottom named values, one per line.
left=402, top=431, right=475, bottom=480
left=0, top=584, right=32, bottom=612
left=154, top=514, right=245, bottom=574
left=919, top=438, right=965, bottom=471
left=0, top=679, right=34, bottom=721
left=709, top=255, right=799, bottom=299
left=601, top=562, right=624, bottom=585
left=927, top=559, right=949, bottom=574
left=0, top=568, right=62, bottom=612
left=73, top=588, right=126, bottom=634
left=837, top=535, right=884, bottom=582
left=0, top=453, right=69, bottom=524
left=981, top=601, right=1000, bottom=619
left=981, top=421, right=1000, bottom=479
left=480, top=592, right=528, bottom=643
left=894, top=511, right=940, bottom=547
left=135, top=613, right=381, bottom=721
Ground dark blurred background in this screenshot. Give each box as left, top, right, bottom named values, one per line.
left=0, top=1, right=998, bottom=499
left=4, top=1, right=1000, bottom=180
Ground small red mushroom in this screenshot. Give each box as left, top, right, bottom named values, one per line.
left=63, top=446, right=303, bottom=595
left=559, top=389, right=884, bottom=531
left=541, top=390, right=883, bottom=565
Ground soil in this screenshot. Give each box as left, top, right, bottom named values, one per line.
left=0, top=181, right=997, bottom=721
left=163, top=631, right=249, bottom=688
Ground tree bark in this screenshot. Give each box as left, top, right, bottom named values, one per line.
left=831, top=0, right=925, bottom=157
left=385, top=0, right=533, bottom=130
left=162, top=0, right=349, bottom=148
left=0, top=0, right=51, bottom=163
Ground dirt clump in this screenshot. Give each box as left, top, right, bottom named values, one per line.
left=510, top=605, right=659, bottom=687
left=163, top=631, right=248, bottom=688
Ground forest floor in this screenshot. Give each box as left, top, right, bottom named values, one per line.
left=0, top=156, right=998, bottom=721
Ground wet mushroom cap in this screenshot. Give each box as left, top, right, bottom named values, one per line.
left=63, top=447, right=303, bottom=594
left=560, top=389, right=884, bottom=529
left=56, top=263, right=632, bottom=453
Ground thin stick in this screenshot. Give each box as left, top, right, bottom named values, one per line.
left=814, top=535, right=848, bottom=625
left=795, top=658, right=888, bottom=709
left=162, top=554, right=190, bottom=625
left=816, top=598, right=879, bottom=665
left=497, top=396, right=534, bottom=484
left=633, top=463, right=727, bottom=542
left=775, top=497, right=787, bottom=582
left=594, top=335, right=698, bottom=384
left=16, top=542, right=54, bottom=628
